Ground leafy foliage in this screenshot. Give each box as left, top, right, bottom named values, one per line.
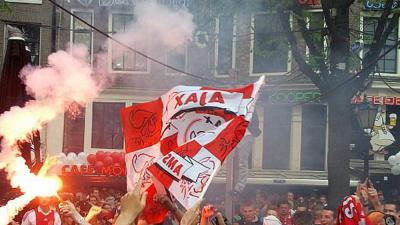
left=0, top=0, right=12, bottom=13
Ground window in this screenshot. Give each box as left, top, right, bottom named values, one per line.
left=300, top=105, right=327, bottom=170
left=5, top=23, right=40, bottom=65
left=215, top=15, right=235, bottom=76
left=71, top=11, right=93, bottom=62
left=363, top=17, right=398, bottom=73
left=166, top=47, right=187, bottom=74
left=111, top=14, right=148, bottom=72
left=91, top=102, right=125, bottom=149
left=251, top=13, right=289, bottom=74
left=63, top=108, right=85, bottom=154
left=262, top=105, right=291, bottom=169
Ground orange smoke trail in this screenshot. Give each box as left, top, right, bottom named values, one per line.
left=0, top=45, right=96, bottom=224
left=0, top=155, right=62, bottom=225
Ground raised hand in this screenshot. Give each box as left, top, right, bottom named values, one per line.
left=85, top=205, right=102, bottom=221
left=181, top=200, right=202, bottom=225
left=366, top=179, right=383, bottom=211
left=115, top=175, right=148, bottom=225
left=59, top=201, right=89, bottom=225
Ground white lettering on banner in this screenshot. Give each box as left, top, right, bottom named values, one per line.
left=163, top=90, right=243, bottom=122
left=168, top=147, right=221, bottom=208
left=157, top=151, right=209, bottom=182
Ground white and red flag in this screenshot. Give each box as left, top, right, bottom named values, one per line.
left=121, top=76, right=264, bottom=222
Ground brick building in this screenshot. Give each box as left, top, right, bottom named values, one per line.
left=39, top=0, right=399, bottom=191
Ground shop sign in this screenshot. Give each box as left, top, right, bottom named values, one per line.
left=352, top=95, right=400, bottom=105
left=62, top=164, right=127, bottom=176
left=267, top=90, right=321, bottom=104
left=364, top=0, right=399, bottom=10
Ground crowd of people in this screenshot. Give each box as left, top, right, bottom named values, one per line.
left=7, top=179, right=400, bottom=225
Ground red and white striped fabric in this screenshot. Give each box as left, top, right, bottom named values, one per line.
left=120, top=76, right=264, bottom=221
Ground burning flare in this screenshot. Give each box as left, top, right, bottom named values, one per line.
left=0, top=156, right=62, bottom=225
left=0, top=45, right=95, bottom=224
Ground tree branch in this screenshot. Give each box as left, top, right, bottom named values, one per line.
left=321, top=0, right=337, bottom=37
left=372, top=0, right=394, bottom=44
left=343, top=0, right=356, bottom=9
left=277, top=9, right=324, bottom=89
left=354, top=13, right=400, bottom=92
left=291, top=2, right=330, bottom=79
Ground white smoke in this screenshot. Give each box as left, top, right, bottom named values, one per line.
left=0, top=193, right=34, bottom=225
left=0, top=45, right=97, bottom=225
left=0, top=1, right=195, bottom=223
left=110, top=1, right=195, bottom=60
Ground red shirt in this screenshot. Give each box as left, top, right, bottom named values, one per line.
left=34, top=208, right=55, bottom=225
left=279, top=215, right=293, bottom=225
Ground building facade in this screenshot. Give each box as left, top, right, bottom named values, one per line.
left=38, top=0, right=399, bottom=189
left=0, top=0, right=53, bottom=67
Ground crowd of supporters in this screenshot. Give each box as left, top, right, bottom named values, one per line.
left=4, top=179, right=400, bottom=225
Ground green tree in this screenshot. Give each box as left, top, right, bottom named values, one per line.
left=276, top=0, right=399, bottom=209
left=195, top=0, right=399, bottom=209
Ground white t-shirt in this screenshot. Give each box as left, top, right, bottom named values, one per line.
left=21, top=207, right=61, bottom=225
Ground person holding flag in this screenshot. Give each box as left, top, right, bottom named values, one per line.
left=120, top=76, right=264, bottom=223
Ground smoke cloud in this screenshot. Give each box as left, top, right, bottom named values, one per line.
left=0, top=1, right=195, bottom=223
left=0, top=44, right=97, bottom=224
left=110, top=1, right=195, bottom=61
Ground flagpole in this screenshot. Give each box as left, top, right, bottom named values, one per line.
left=224, top=154, right=235, bottom=221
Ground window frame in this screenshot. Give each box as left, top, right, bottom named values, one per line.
left=83, top=94, right=155, bottom=154
left=214, top=14, right=237, bottom=78
left=249, top=11, right=292, bottom=77
left=108, top=12, right=151, bottom=74
left=360, top=13, right=400, bottom=76
left=70, top=9, right=94, bottom=66
left=84, top=99, right=129, bottom=153
left=299, top=103, right=329, bottom=171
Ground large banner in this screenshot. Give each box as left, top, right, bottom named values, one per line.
left=121, top=76, right=264, bottom=222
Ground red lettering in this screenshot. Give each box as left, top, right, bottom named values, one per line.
left=385, top=97, right=395, bottom=105
left=175, top=94, right=185, bottom=109
left=62, top=165, right=70, bottom=175
left=366, top=96, right=373, bottom=104
left=112, top=166, right=123, bottom=176
left=101, top=166, right=112, bottom=176
left=166, top=157, right=178, bottom=170
left=372, top=96, right=382, bottom=105
left=80, top=165, right=87, bottom=175
left=71, top=165, right=80, bottom=175
left=209, top=92, right=225, bottom=104
left=200, top=92, right=207, bottom=106
left=173, top=164, right=183, bottom=175
left=88, top=165, right=96, bottom=175
left=185, top=93, right=198, bottom=104
left=162, top=153, right=172, bottom=164
left=396, top=97, right=400, bottom=106
left=352, top=95, right=362, bottom=104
